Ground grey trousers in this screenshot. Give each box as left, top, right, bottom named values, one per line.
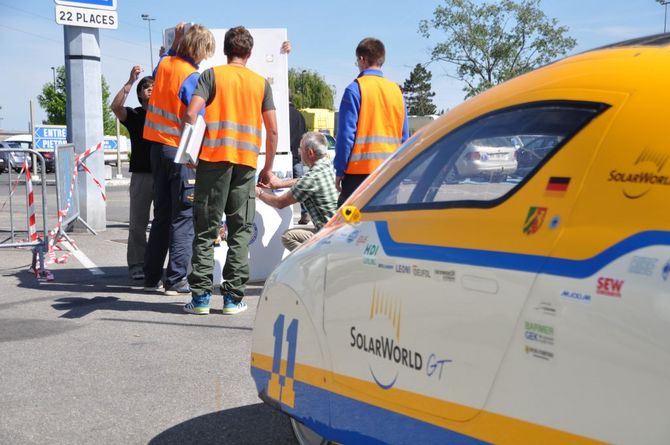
left=127, top=172, right=153, bottom=269
left=281, top=227, right=317, bottom=252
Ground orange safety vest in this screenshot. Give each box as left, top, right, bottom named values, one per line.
left=200, top=65, right=265, bottom=168
left=346, top=75, right=405, bottom=175
left=143, top=56, right=197, bottom=147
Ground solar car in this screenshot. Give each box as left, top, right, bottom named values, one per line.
left=251, top=34, right=670, bottom=444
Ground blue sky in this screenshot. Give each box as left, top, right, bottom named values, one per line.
left=0, top=0, right=665, bottom=131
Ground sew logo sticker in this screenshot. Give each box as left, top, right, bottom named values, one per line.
left=608, top=147, right=670, bottom=199
left=545, top=176, right=570, bottom=197
left=522, top=206, right=548, bottom=235
left=596, top=277, right=624, bottom=298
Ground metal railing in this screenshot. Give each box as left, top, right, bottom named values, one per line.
left=0, top=148, right=50, bottom=278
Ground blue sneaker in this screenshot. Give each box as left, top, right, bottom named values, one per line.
left=184, top=291, right=211, bottom=315
left=222, top=293, right=247, bottom=315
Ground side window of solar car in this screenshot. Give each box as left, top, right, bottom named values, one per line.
left=365, top=101, right=607, bottom=211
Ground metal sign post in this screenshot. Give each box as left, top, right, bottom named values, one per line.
left=56, top=0, right=117, bottom=232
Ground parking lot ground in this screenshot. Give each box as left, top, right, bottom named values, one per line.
left=0, top=175, right=297, bottom=444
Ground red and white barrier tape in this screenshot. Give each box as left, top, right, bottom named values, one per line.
left=8, top=141, right=106, bottom=278
left=24, top=160, right=38, bottom=242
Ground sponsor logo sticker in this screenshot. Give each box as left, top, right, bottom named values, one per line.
left=355, top=235, right=369, bottom=246
left=350, top=288, right=452, bottom=389
left=524, top=321, right=555, bottom=346
left=662, top=260, right=670, bottom=282
left=395, top=264, right=411, bottom=274
left=412, top=265, right=431, bottom=278
left=628, top=256, right=658, bottom=276
left=561, top=290, right=592, bottom=304
left=522, top=206, right=548, bottom=235
left=596, top=277, right=624, bottom=298
left=609, top=147, right=670, bottom=199
left=525, top=345, right=554, bottom=361
left=346, top=230, right=360, bottom=244
left=433, top=269, right=456, bottom=282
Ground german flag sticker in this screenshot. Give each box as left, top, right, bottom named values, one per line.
left=545, top=177, right=570, bottom=197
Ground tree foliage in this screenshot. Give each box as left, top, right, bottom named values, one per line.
left=289, top=68, right=335, bottom=110
left=419, top=0, right=577, bottom=98
left=402, top=64, right=437, bottom=116
left=37, top=65, right=119, bottom=136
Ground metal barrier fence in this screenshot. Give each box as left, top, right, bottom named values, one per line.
left=0, top=148, right=50, bottom=279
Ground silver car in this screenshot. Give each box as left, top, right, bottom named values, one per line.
left=453, top=136, right=518, bottom=181
left=0, top=141, right=32, bottom=173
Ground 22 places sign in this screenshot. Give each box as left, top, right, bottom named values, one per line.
left=55, top=5, right=118, bottom=29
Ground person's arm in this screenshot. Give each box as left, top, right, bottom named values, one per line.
left=401, top=95, right=410, bottom=143
left=183, top=95, right=205, bottom=126
left=259, top=109, right=278, bottom=185
left=111, top=65, right=142, bottom=122
left=255, top=186, right=297, bottom=209
left=333, top=82, right=361, bottom=190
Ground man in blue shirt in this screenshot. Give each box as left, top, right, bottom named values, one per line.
left=142, top=23, right=214, bottom=296
left=334, top=37, right=409, bottom=207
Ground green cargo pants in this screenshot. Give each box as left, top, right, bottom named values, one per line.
left=189, top=160, right=256, bottom=300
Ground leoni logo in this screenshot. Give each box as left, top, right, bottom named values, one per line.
left=609, top=147, right=670, bottom=199
left=596, top=277, right=624, bottom=298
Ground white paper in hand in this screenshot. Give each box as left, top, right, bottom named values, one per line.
left=175, top=114, right=205, bottom=165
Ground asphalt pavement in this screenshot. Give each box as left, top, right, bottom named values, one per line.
left=0, top=166, right=298, bottom=444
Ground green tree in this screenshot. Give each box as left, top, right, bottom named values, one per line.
left=402, top=64, right=437, bottom=116
left=37, top=65, right=121, bottom=136
left=289, top=68, right=335, bottom=109
left=419, top=0, right=577, bottom=98
left=38, top=66, right=67, bottom=125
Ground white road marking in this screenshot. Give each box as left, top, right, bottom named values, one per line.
left=61, top=240, right=105, bottom=275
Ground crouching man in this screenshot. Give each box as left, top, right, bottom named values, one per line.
left=256, top=132, right=338, bottom=251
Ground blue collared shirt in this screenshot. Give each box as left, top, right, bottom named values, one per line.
left=333, top=68, right=409, bottom=177
left=153, top=49, right=202, bottom=112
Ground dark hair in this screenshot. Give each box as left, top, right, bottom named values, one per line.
left=224, top=26, right=254, bottom=59
left=356, top=37, right=385, bottom=67
left=136, top=76, right=154, bottom=101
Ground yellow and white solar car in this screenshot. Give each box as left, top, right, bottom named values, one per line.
left=251, top=35, right=670, bottom=444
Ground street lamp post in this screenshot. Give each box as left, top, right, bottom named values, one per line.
left=141, top=14, right=156, bottom=71
left=659, top=0, right=670, bottom=33
left=50, top=66, right=56, bottom=89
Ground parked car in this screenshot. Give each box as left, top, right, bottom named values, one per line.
left=452, top=135, right=519, bottom=182
left=514, top=134, right=564, bottom=175
left=4, top=139, right=56, bottom=173
left=0, top=144, right=8, bottom=173
left=250, top=34, right=670, bottom=445
left=0, top=141, right=31, bottom=173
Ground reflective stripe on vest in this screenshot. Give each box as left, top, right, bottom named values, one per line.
left=345, top=75, right=405, bottom=175
left=143, top=56, right=196, bottom=147
left=199, top=65, right=265, bottom=168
